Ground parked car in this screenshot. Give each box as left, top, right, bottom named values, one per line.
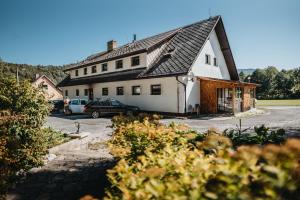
left=49, top=100, right=64, bottom=113
left=64, top=99, right=88, bottom=115
left=84, top=99, right=140, bottom=118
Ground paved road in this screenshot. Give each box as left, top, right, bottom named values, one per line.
left=46, top=106, right=300, bottom=136
left=162, top=106, right=300, bottom=136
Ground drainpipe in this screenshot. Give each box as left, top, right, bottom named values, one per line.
left=176, top=76, right=187, bottom=114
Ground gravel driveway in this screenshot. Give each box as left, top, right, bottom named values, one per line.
left=46, top=106, right=300, bottom=136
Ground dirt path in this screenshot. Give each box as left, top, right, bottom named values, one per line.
left=7, top=128, right=115, bottom=200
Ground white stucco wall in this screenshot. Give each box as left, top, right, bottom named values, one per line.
left=191, top=30, right=230, bottom=80
left=186, top=30, right=231, bottom=111
left=61, top=76, right=185, bottom=113
left=69, top=52, right=147, bottom=79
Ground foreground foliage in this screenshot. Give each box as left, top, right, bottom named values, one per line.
left=106, top=116, right=299, bottom=200
left=0, top=78, right=67, bottom=198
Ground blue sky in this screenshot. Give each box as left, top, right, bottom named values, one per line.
left=0, top=0, right=299, bottom=69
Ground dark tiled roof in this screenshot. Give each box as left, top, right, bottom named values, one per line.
left=59, top=16, right=239, bottom=87
left=57, top=68, right=146, bottom=87
left=139, top=17, right=218, bottom=77
left=65, top=28, right=179, bottom=70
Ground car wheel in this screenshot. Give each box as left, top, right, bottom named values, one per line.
left=65, top=109, right=72, bottom=115
left=91, top=111, right=100, bottom=118
left=126, top=110, right=133, bottom=116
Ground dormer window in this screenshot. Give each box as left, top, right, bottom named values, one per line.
left=116, top=60, right=123, bottom=69
left=102, top=63, right=108, bottom=72
left=213, top=57, right=218, bottom=66
left=131, top=56, right=140, bottom=66
left=205, top=54, right=211, bottom=65
left=75, top=70, right=79, bottom=76
left=91, top=65, right=97, bottom=73
left=84, top=68, right=87, bottom=75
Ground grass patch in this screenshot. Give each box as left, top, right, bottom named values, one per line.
left=42, top=127, right=71, bottom=149
left=257, top=99, right=300, bottom=106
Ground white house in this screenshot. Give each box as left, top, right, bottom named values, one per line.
left=32, top=75, right=63, bottom=100
left=58, top=16, right=257, bottom=114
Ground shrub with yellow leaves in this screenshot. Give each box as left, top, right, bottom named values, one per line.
left=106, top=118, right=300, bottom=200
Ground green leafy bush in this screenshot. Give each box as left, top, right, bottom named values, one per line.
left=0, top=78, right=65, bottom=198
left=42, top=127, right=70, bottom=149
left=223, top=124, right=286, bottom=147
left=106, top=118, right=300, bottom=200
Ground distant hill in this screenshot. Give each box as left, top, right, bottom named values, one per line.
left=238, top=68, right=255, bottom=75
left=0, top=60, right=66, bottom=84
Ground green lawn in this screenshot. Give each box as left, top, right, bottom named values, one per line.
left=257, top=99, right=300, bottom=106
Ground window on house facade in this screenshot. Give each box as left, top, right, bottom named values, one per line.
left=151, top=84, right=161, bottom=95
left=65, top=90, right=68, bottom=96
left=84, top=89, right=89, bottom=96
left=75, top=70, right=79, bottom=76
left=213, top=57, right=218, bottom=66
left=131, top=56, right=140, bottom=66
left=76, top=89, right=80, bottom=96
left=84, top=68, right=87, bottom=75
left=235, top=87, right=243, bottom=99
left=116, top=60, right=123, bottom=69
left=250, top=88, right=256, bottom=98
left=116, top=87, right=124, bottom=95
left=102, top=88, right=108, bottom=96
left=42, top=84, right=48, bottom=90
left=92, top=65, right=97, bottom=73
left=205, top=54, right=211, bottom=65
left=132, top=86, right=141, bottom=95
left=102, top=63, right=108, bottom=71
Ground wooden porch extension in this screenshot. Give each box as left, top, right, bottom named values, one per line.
left=198, top=77, right=258, bottom=114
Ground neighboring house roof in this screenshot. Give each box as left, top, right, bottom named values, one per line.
left=33, top=75, right=63, bottom=93
left=58, top=16, right=239, bottom=87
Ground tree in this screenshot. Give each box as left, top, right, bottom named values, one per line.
left=0, top=77, right=51, bottom=197
left=239, top=71, right=246, bottom=82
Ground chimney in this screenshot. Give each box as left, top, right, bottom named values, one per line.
left=133, top=34, right=137, bottom=42
left=35, top=74, right=40, bottom=79
left=107, top=40, right=117, bottom=51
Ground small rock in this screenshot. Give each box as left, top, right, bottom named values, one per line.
left=46, top=154, right=57, bottom=161
left=36, top=193, right=51, bottom=200
left=68, top=168, right=77, bottom=172
left=53, top=174, right=64, bottom=182
left=74, top=162, right=84, bottom=167
left=44, top=183, right=57, bottom=190
left=63, top=183, right=81, bottom=192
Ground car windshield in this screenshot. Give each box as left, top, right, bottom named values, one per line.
left=70, top=100, right=79, bottom=105
left=111, top=100, right=123, bottom=106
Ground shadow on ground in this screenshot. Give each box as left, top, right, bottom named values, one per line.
left=7, top=158, right=116, bottom=200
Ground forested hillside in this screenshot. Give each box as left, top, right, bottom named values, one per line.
left=239, top=66, right=300, bottom=99
left=0, top=59, right=66, bottom=84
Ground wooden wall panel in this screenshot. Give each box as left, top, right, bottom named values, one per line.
left=199, top=78, right=257, bottom=114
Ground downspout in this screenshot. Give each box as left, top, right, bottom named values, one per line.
left=176, top=76, right=187, bottom=114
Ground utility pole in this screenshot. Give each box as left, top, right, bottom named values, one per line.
left=16, top=66, right=19, bottom=84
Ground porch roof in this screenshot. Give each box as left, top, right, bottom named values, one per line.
left=197, top=76, right=259, bottom=88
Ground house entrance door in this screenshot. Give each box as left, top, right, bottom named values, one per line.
left=234, top=87, right=243, bottom=112
left=217, top=88, right=233, bottom=113
left=89, top=88, right=94, bottom=101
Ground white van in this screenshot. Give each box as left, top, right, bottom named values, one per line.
left=64, top=99, right=88, bottom=115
